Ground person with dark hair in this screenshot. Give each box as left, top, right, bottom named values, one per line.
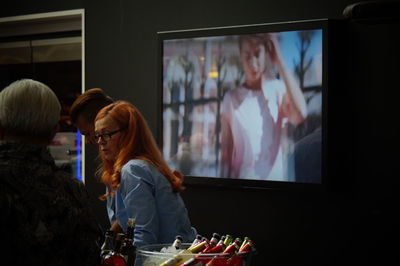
left=70, top=88, right=114, bottom=145
left=220, top=33, right=308, bottom=180
left=70, top=88, right=115, bottom=232
left=94, top=101, right=197, bottom=247
left=0, top=79, right=102, bottom=266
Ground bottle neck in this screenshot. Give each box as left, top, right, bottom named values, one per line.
left=102, top=235, right=113, bottom=247
left=126, top=227, right=134, bottom=241
left=126, top=218, right=136, bottom=241
left=114, top=241, right=123, bottom=254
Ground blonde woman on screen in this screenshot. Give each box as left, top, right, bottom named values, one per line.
left=220, top=33, right=307, bottom=180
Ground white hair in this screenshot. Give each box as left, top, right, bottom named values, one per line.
left=0, top=79, right=61, bottom=141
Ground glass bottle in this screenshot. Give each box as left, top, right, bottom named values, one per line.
left=185, top=234, right=225, bottom=265
left=189, top=234, right=203, bottom=248
left=122, top=218, right=136, bottom=266
left=100, top=230, right=115, bottom=260
left=172, top=235, right=183, bottom=249
left=227, top=239, right=255, bottom=266
left=223, top=234, right=233, bottom=247
left=239, top=239, right=254, bottom=253
left=222, top=238, right=242, bottom=255
left=102, top=233, right=127, bottom=266
left=204, top=256, right=228, bottom=266
left=159, top=239, right=208, bottom=266
left=202, top=238, right=242, bottom=266
left=239, top=236, right=250, bottom=251
left=202, top=233, right=221, bottom=253
left=204, top=235, right=227, bottom=253
left=125, top=218, right=135, bottom=242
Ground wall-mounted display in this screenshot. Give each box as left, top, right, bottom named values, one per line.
left=158, top=19, right=329, bottom=189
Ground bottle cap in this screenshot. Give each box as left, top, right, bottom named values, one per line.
left=212, top=233, right=221, bottom=240
left=127, top=218, right=136, bottom=227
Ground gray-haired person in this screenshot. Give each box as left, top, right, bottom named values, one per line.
left=0, top=79, right=102, bottom=266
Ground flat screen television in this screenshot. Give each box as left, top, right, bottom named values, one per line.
left=157, top=19, right=329, bottom=189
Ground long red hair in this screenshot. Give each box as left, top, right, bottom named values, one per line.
left=96, top=101, right=185, bottom=199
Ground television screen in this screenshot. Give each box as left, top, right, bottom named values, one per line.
left=158, top=19, right=328, bottom=187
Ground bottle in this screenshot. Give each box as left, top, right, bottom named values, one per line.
left=226, top=239, right=255, bottom=266
left=226, top=256, right=243, bottom=266
left=102, top=233, right=127, bottom=266
left=100, top=230, right=115, bottom=260
left=223, top=234, right=233, bottom=247
left=201, top=233, right=221, bottom=253
left=183, top=234, right=224, bottom=266
left=204, top=238, right=241, bottom=266
left=172, top=235, right=183, bottom=249
left=125, top=218, right=136, bottom=241
left=222, top=238, right=242, bottom=255
left=188, top=240, right=208, bottom=253
left=189, top=235, right=203, bottom=248
left=204, top=255, right=228, bottom=266
left=185, top=235, right=235, bottom=266
left=179, top=258, right=201, bottom=266
left=160, top=239, right=208, bottom=266
left=216, top=236, right=226, bottom=247
left=238, top=237, right=249, bottom=251
left=204, top=235, right=226, bottom=253
left=238, top=239, right=254, bottom=253
left=122, top=218, right=136, bottom=266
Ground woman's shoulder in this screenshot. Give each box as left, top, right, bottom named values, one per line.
left=119, top=159, right=166, bottom=191
left=122, top=159, right=152, bottom=173
left=119, top=159, right=155, bottom=189
left=123, top=158, right=149, bottom=167
left=121, top=159, right=161, bottom=180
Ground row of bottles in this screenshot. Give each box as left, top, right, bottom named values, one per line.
left=100, top=218, right=137, bottom=266
left=160, top=233, right=255, bottom=266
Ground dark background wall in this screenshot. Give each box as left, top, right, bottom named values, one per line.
left=1, top=1, right=399, bottom=265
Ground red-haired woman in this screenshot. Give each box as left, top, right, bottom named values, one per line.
left=94, top=101, right=197, bottom=247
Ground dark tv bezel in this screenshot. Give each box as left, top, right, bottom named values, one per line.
left=157, top=19, right=329, bottom=191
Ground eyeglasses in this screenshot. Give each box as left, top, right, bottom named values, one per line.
left=94, top=128, right=124, bottom=142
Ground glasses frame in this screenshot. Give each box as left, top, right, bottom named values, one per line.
left=94, top=128, right=124, bottom=142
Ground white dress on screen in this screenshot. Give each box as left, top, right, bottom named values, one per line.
left=220, top=79, right=286, bottom=180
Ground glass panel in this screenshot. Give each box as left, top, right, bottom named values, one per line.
left=0, top=38, right=83, bottom=180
